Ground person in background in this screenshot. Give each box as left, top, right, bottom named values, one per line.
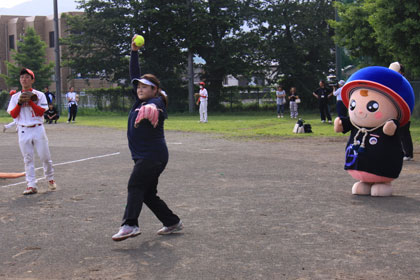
left=276, top=85, right=286, bottom=118
left=288, top=87, right=299, bottom=119
left=313, top=80, right=333, bottom=123
left=197, top=82, right=208, bottom=123
left=66, top=86, right=78, bottom=123
left=389, top=62, right=413, bottom=161
left=333, top=80, right=347, bottom=118
left=44, top=103, right=60, bottom=124
left=44, top=86, right=55, bottom=105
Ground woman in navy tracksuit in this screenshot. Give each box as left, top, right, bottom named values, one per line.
left=112, top=36, right=183, bottom=241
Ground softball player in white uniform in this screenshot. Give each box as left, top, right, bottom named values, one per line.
left=7, top=68, right=57, bottom=195
left=198, top=82, right=208, bottom=123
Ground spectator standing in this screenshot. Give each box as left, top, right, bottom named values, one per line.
left=66, top=86, right=78, bottom=123
left=333, top=80, right=347, bottom=118
left=44, top=86, right=55, bottom=105
left=288, top=87, right=299, bottom=118
left=276, top=85, right=286, bottom=118
left=313, top=80, right=333, bottom=123
left=389, top=62, right=413, bottom=161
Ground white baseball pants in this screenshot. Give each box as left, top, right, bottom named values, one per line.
left=18, top=125, right=54, bottom=188
left=199, top=100, right=208, bottom=123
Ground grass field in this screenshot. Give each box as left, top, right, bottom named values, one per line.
left=1, top=110, right=419, bottom=142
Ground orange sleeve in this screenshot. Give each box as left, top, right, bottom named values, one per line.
left=9, top=104, right=21, bottom=118
left=29, top=101, right=46, bottom=116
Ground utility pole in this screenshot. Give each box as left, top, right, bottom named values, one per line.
left=53, top=0, right=62, bottom=114
left=335, top=1, right=342, bottom=80
left=187, top=0, right=194, bottom=113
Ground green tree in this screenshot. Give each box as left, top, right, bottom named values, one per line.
left=63, top=0, right=262, bottom=110
left=256, top=0, right=336, bottom=103
left=61, top=0, right=133, bottom=83
left=331, top=0, right=420, bottom=78
left=0, top=27, right=54, bottom=90
left=367, top=0, right=420, bottom=77
left=330, top=0, right=392, bottom=66
left=62, top=0, right=189, bottom=110
left=186, top=0, right=262, bottom=109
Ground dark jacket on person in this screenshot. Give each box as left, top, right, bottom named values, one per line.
left=128, top=50, right=168, bottom=163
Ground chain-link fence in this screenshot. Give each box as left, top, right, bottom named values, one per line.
left=2, top=81, right=419, bottom=114
left=219, top=86, right=276, bottom=111
left=58, top=87, right=134, bottom=114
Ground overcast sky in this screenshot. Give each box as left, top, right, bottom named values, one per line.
left=0, top=0, right=31, bottom=9
left=0, top=0, right=82, bottom=15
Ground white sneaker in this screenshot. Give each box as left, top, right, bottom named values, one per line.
left=157, top=220, right=184, bottom=235
left=112, top=225, right=141, bottom=241
left=403, top=156, right=413, bottom=161
left=48, top=180, right=57, bottom=191
left=23, top=187, right=38, bottom=195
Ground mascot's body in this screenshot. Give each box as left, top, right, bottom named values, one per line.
left=334, top=66, right=415, bottom=196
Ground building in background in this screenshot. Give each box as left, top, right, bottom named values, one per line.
left=0, top=12, right=114, bottom=93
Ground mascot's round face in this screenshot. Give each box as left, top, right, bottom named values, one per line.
left=348, top=88, right=397, bottom=128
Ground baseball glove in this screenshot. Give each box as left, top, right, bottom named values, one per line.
left=18, top=93, right=32, bottom=104
left=134, top=104, right=161, bottom=128
left=30, top=93, right=38, bottom=102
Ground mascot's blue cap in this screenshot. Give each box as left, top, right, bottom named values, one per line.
left=341, top=66, right=415, bottom=126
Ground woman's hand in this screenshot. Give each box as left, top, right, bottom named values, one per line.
left=131, top=35, right=141, bottom=52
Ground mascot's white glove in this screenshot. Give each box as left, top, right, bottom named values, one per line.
left=134, top=103, right=160, bottom=128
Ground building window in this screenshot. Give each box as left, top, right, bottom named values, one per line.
left=49, top=31, right=55, bottom=48
left=9, top=35, right=15, bottom=50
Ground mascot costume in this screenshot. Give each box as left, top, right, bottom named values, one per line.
left=334, top=66, right=415, bottom=196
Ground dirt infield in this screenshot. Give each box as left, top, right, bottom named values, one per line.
left=1, top=124, right=420, bottom=280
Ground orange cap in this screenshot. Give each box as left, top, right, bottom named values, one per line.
left=20, top=68, right=35, bottom=79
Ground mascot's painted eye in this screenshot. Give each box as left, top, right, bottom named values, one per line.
left=366, top=101, right=379, bottom=112
left=349, top=100, right=356, bottom=111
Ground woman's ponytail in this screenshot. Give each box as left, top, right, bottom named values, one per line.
left=140, top=74, right=168, bottom=107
